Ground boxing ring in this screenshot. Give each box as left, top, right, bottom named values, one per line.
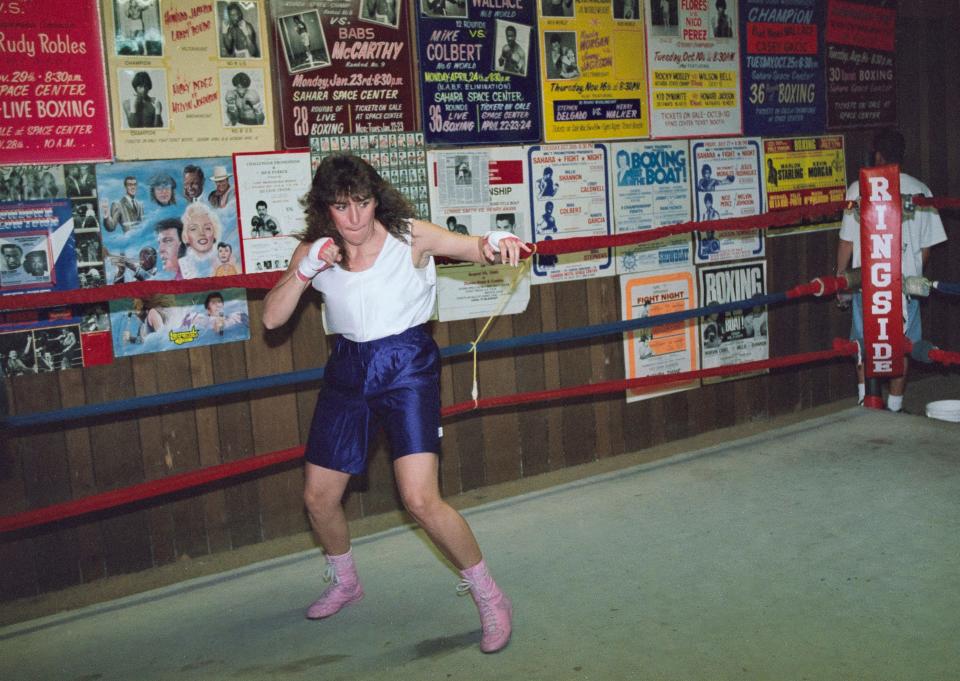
left=1, top=167, right=959, bottom=678
left=1, top=404, right=959, bottom=680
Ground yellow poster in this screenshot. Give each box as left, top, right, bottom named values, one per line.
left=645, top=0, right=742, bottom=138
left=105, top=0, right=275, bottom=160
left=764, top=135, right=846, bottom=236
left=538, top=0, right=649, bottom=141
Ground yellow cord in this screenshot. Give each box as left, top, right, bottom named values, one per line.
left=469, top=251, right=534, bottom=406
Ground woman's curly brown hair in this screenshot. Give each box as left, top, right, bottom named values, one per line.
left=299, top=153, right=415, bottom=270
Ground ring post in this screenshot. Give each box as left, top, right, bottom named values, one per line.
left=858, top=164, right=903, bottom=410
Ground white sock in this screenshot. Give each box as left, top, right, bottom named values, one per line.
left=887, top=394, right=903, bottom=412
left=857, top=383, right=865, bottom=403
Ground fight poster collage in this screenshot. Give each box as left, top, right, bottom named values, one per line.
left=1, top=0, right=894, bottom=399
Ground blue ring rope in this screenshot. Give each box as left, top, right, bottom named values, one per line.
left=934, top=281, right=960, bottom=296
left=3, top=291, right=788, bottom=430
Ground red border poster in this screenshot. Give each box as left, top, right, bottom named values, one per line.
left=270, top=0, right=418, bottom=149
left=0, top=0, right=113, bottom=164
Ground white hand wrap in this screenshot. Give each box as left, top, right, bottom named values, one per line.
left=482, top=230, right=520, bottom=253
left=903, top=275, right=931, bottom=298
left=297, top=237, right=334, bottom=281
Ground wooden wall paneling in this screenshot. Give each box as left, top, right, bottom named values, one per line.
left=917, top=17, right=960, bottom=353
left=434, top=321, right=463, bottom=497
left=187, top=346, right=229, bottom=555
left=554, top=280, right=597, bottom=466
left=57, top=368, right=105, bottom=584
left=446, top=319, right=486, bottom=491
left=942, top=14, right=960, bottom=355
left=765, top=238, right=801, bottom=415
left=15, top=372, right=80, bottom=593
left=209, top=341, right=260, bottom=549
left=0, top=377, right=35, bottom=600
left=621, top=391, right=654, bottom=456
left=130, top=354, right=175, bottom=567
left=245, top=298, right=306, bottom=540
left=511, top=286, right=551, bottom=478
left=476, top=314, right=522, bottom=485
left=659, top=390, right=690, bottom=442
left=586, top=277, right=624, bottom=459
left=805, top=233, right=833, bottom=407
left=0, top=388, right=39, bottom=602
left=157, top=350, right=208, bottom=561
left=535, top=284, right=566, bottom=471
left=824, top=229, right=852, bottom=404
left=83, top=360, right=154, bottom=577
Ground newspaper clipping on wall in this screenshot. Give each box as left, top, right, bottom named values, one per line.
left=428, top=146, right=532, bottom=322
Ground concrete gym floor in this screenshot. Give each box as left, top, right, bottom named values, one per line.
left=1, top=382, right=958, bottom=681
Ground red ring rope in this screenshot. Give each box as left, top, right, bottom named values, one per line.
left=0, top=340, right=858, bottom=533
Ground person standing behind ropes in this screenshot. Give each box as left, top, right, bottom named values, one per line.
left=262, top=153, right=529, bottom=653
left=835, top=128, right=947, bottom=412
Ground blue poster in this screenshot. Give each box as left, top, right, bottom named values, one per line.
left=109, top=288, right=250, bottom=358
left=739, top=0, right=826, bottom=136
left=0, top=200, right=79, bottom=295
left=416, top=0, right=542, bottom=145
left=95, top=158, right=242, bottom=284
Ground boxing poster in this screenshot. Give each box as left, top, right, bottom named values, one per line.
left=528, top=143, right=614, bottom=284
left=0, top=199, right=79, bottom=295
left=825, top=0, right=896, bottom=129
left=104, top=0, right=275, bottom=160
left=645, top=0, right=742, bottom=138
left=537, top=0, right=648, bottom=142
left=698, top=259, right=768, bottom=383
left=739, top=0, right=826, bottom=136
left=1, top=163, right=105, bottom=290
left=0, top=305, right=113, bottom=377
left=764, top=135, right=847, bottom=237
left=95, top=157, right=242, bottom=283
left=109, top=288, right=250, bottom=358
left=620, top=268, right=700, bottom=402
left=691, top=137, right=765, bottom=264
left=428, top=146, right=532, bottom=322
left=234, top=150, right=310, bottom=274
left=416, top=0, right=542, bottom=145
left=271, top=0, right=418, bottom=149
left=611, top=140, right=692, bottom=275
left=309, top=132, right=429, bottom=219
left=0, top=0, right=113, bottom=164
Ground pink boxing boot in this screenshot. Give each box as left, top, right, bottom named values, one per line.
left=306, top=549, right=364, bottom=620
left=458, top=559, right=513, bottom=653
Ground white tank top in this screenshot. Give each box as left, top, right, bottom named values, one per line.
left=312, top=232, right=436, bottom=342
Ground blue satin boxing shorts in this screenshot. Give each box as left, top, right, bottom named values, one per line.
left=850, top=294, right=921, bottom=344
left=304, top=324, right=442, bottom=474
